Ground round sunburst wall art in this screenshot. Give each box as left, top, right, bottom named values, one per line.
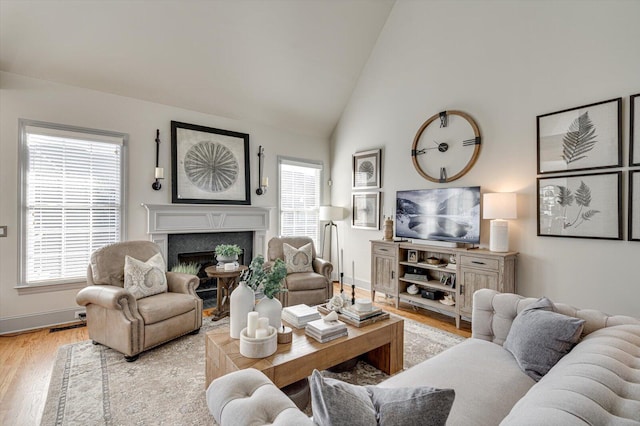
left=184, top=141, right=239, bottom=193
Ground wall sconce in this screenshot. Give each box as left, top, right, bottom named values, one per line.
left=256, top=145, right=268, bottom=195
left=152, top=129, right=164, bottom=191
left=483, top=193, right=517, bottom=252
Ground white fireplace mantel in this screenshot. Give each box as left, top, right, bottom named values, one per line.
left=142, top=203, right=271, bottom=259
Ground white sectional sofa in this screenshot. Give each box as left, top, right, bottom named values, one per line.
left=206, top=289, right=640, bottom=425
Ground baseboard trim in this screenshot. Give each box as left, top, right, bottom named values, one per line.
left=0, top=307, right=85, bottom=335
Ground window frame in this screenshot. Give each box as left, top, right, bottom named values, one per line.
left=17, top=119, right=128, bottom=288
left=277, top=156, right=324, bottom=246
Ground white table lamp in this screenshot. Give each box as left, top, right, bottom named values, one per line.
left=483, top=193, right=517, bottom=252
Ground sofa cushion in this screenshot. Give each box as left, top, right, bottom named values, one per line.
left=137, top=292, right=196, bottom=325
left=310, top=370, right=454, bottom=426
left=501, top=324, right=640, bottom=425
left=283, top=242, right=314, bottom=273
left=504, top=297, right=585, bottom=381
left=124, top=253, right=167, bottom=299
left=380, top=338, right=535, bottom=426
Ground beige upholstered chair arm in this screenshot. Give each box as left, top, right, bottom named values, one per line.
left=166, top=271, right=199, bottom=296
left=206, top=369, right=313, bottom=425
left=76, top=285, right=139, bottom=316
left=313, top=257, right=333, bottom=280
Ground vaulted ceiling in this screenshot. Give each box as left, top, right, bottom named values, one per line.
left=0, top=0, right=395, bottom=137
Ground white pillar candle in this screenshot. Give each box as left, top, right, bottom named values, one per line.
left=352, top=261, right=355, bottom=285
left=247, top=312, right=259, bottom=338
left=261, top=176, right=269, bottom=187
left=257, top=317, right=269, bottom=330
left=255, top=328, right=268, bottom=339
left=154, top=167, right=164, bottom=179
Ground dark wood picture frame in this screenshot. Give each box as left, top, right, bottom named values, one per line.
left=631, top=94, right=640, bottom=167
left=352, top=192, right=381, bottom=230
left=630, top=170, right=639, bottom=241
left=352, top=149, right=381, bottom=190
left=171, top=121, right=250, bottom=205
left=537, top=98, right=622, bottom=174
left=537, top=171, right=622, bottom=240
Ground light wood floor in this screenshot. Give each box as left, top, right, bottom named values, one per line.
left=0, top=283, right=470, bottom=426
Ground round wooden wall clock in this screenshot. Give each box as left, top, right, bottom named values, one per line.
left=411, top=110, right=481, bottom=183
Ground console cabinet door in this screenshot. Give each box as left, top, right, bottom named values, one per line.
left=371, top=242, right=398, bottom=307
left=458, top=268, right=499, bottom=316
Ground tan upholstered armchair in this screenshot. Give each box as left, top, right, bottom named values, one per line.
left=76, top=241, right=203, bottom=361
left=267, top=236, right=333, bottom=307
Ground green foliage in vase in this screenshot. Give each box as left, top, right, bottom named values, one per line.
left=240, top=255, right=267, bottom=291
left=171, top=262, right=200, bottom=275
left=555, top=181, right=600, bottom=229
left=214, top=244, right=242, bottom=257
left=262, top=259, right=288, bottom=299
left=562, top=111, right=598, bottom=165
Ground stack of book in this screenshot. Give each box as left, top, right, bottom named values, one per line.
left=305, top=318, right=348, bottom=343
left=341, top=305, right=384, bottom=323
left=281, top=304, right=321, bottom=328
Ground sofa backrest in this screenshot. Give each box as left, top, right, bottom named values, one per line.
left=88, top=240, right=162, bottom=287
left=472, top=289, right=640, bottom=346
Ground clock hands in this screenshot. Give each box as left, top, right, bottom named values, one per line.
left=413, top=138, right=479, bottom=157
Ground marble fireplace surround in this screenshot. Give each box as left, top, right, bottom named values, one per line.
left=142, top=204, right=270, bottom=261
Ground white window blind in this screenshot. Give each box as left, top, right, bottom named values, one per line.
left=20, top=121, right=126, bottom=286
left=279, top=158, right=322, bottom=246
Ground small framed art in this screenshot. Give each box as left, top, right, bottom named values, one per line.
left=407, top=250, right=418, bottom=263
left=630, top=170, right=639, bottom=241
left=630, top=94, right=640, bottom=167
left=537, top=171, right=622, bottom=240
left=537, top=98, right=621, bottom=174
left=352, top=192, right=381, bottom=230
left=352, top=149, right=381, bottom=189
left=171, top=121, right=250, bottom=205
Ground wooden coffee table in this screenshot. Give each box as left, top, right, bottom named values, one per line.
left=205, top=315, right=404, bottom=389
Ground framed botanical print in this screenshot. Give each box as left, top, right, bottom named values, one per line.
left=352, top=192, right=381, bottom=230
left=630, top=94, right=640, bottom=167
left=352, top=149, right=381, bottom=189
left=537, top=171, right=622, bottom=240
left=171, top=121, right=250, bottom=204
left=630, top=171, right=639, bottom=241
left=537, top=98, right=622, bottom=174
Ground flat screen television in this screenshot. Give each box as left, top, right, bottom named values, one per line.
left=396, top=186, right=481, bottom=245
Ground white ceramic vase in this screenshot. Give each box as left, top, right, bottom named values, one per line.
left=229, top=281, right=255, bottom=339
left=254, top=296, right=282, bottom=329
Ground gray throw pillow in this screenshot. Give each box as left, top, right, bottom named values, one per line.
left=310, top=370, right=455, bottom=426
left=503, top=297, right=585, bottom=381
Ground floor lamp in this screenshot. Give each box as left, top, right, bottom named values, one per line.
left=319, top=206, right=343, bottom=293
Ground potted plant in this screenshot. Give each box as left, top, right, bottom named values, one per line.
left=170, top=262, right=201, bottom=275
left=255, top=258, right=288, bottom=328
left=214, top=244, right=242, bottom=264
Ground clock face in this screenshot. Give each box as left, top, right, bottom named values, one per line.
left=411, top=110, right=481, bottom=183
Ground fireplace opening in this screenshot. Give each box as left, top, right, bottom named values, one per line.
left=177, top=250, right=246, bottom=309
left=168, top=231, right=253, bottom=310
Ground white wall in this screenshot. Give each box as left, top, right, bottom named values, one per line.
left=331, top=1, right=640, bottom=317
left=0, top=72, right=330, bottom=332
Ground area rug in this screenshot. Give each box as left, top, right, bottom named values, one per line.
left=41, top=316, right=465, bottom=425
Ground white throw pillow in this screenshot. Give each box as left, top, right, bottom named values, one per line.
left=124, top=253, right=168, bottom=299
left=283, top=242, right=314, bottom=273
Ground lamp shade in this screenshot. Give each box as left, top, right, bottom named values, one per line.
left=483, top=193, right=517, bottom=220
left=319, top=206, right=343, bottom=222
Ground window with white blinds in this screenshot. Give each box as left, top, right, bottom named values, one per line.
left=279, top=157, right=323, bottom=247
left=19, top=120, right=126, bottom=286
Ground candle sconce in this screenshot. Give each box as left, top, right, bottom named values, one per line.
left=256, top=145, right=268, bottom=195
left=152, top=129, right=164, bottom=190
